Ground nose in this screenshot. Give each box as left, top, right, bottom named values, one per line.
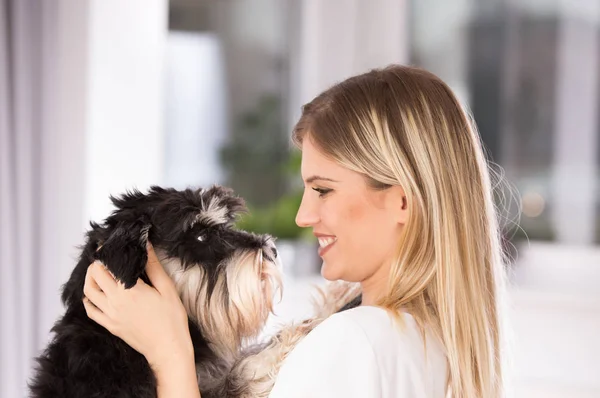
left=295, top=191, right=319, bottom=228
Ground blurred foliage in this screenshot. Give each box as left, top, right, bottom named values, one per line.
left=220, top=94, right=290, bottom=208
left=220, top=95, right=310, bottom=241
left=235, top=149, right=311, bottom=241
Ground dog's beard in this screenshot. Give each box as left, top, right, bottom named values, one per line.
left=157, top=248, right=282, bottom=360
left=226, top=249, right=282, bottom=340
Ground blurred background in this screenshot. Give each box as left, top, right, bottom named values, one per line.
left=1, top=0, right=599, bottom=397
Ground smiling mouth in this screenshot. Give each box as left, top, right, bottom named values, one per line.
left=318, top=237, right=337, bottom=248
left=317, top=237, right=337, bottom=256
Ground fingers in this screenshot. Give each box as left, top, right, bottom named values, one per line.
left=83, top=262, right=110, bottom=312
left=83, top=296, right=115, bottom=332
left=145, top=243, right=176, bottom=295
left=87, top=261, right=118, bottom=296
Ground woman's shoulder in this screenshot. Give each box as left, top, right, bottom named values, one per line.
left=268, top=307, right=385, bottom=397
left=279, top=305, right=387, bottom=364
left=328, top=305, right=406, bottom=332
left=316, top=305, right=418, bottom=343
left=292, top=306, right=444, bottom=372
left=314, top=305, right=439, bottom=360
left=269, top=305, right=448, bottom=397
left=331, top=306, right=447, bottom=372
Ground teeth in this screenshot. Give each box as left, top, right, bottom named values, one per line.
left=318, top=237, right=337, bottom=248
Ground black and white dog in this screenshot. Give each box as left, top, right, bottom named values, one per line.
left=29, top=185, right=282, bottom=398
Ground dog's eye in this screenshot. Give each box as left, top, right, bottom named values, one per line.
left=197, top=233, right=207, bottom=242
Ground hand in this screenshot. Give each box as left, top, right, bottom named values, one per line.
left=83, top=243, right=194, bottom=371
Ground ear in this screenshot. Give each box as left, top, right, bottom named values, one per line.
left=386, top=185, right=409, bottom=225
left=201, top=185, right=248, bottom=223
left=95, top=216, right=152, bottom=289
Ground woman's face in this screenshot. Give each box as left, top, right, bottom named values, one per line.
left=295, top=136, right=408, bottom=287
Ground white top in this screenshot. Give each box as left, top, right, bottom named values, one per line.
left=269, top=306, right=448, bottom=398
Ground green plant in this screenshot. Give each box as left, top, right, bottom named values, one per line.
left=219, top=94, right=309, bottom=240
left=219, top=95, right=290, bottom=207
left=236, top=194, right=309, bottom=241
left=235, top=148, right=311, bottom=241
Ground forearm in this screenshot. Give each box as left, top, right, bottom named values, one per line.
left=154, top=351, right=201, bottom=398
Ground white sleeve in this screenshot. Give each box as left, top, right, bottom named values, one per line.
left=268, top=313, right=382, bottom=398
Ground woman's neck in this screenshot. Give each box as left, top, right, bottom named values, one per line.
left=360, top=264, right=391, bottom=306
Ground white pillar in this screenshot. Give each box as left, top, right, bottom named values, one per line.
left=163, top=32, right=228, bottom=189
left=290, top=0, right=410, bottom=123
left=35, top=0, right=170, bottom=362
left=552, top=2, right=599, bottom=245
left=407, top=0, right=473, bottom=105
left=84, top=0, right=169, bottom=223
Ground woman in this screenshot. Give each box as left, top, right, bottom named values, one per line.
left=83, top=65, right=509, bottom=397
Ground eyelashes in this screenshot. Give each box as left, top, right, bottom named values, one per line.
left=312, top=187, right=332, bottom=198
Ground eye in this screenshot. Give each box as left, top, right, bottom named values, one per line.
left=197, top=233, right=207, bottom=242
left=312, top=187, right=332, bottom=198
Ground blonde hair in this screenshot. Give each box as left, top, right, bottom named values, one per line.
left=292, top=65, right=509, bottom=398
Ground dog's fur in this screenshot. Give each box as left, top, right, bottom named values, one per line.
left=29, top=185, right=282, bottom=398
left=215, top=281, right=362, bottom=397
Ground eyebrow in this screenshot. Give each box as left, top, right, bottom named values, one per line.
left=305, top=175, right=339, bottom=184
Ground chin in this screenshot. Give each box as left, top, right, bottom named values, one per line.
left=320, top=260, right=344, bottom=281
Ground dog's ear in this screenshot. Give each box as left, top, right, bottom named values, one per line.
left=95, top=216, right=152, bottom=289
left=197, top=185, right=248, bottom=226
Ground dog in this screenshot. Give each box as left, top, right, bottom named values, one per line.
left=29, top=185, right=282, bottom=398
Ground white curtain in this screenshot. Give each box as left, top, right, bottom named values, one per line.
left=0, top=1, right=87, bottom=396
left=1, top=1, right=43, bottom=397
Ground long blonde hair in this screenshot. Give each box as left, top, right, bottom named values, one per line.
left=292, top=65, right=509, bottom=398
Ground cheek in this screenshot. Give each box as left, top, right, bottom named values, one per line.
left=339, top=205, right=396, bottom=261
left=321, top=201, right=366, bottom=241
left=336, top=202, right=369, bottom=251
left=343, top=200, right=367, bottom=223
